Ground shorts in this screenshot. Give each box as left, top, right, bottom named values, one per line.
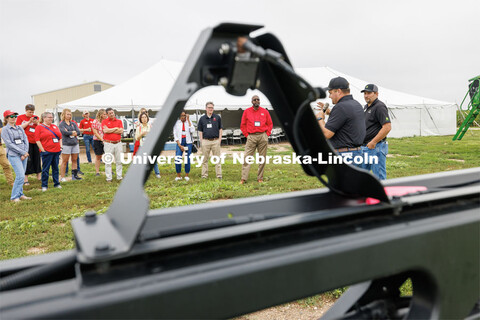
left=93, top=140, right=104, bottom=155
left=62, top=144, right=80, bottom=154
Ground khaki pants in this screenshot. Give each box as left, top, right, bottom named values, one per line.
left=201, top=139, right=222, bottom=178
left=104, top=142, right=123, bottom=181
left=0, top=145, right=14, bottom=185
left=241, top=132, right=268, bottom=181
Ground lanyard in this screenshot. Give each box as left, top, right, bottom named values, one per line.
left=41, top=124, right=60, bottom=140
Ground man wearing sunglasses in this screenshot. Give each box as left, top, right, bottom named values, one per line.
left=239, top=95, right=273, bottom=184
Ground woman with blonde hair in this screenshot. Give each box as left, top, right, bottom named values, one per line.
left=59, top=108, right=82, bottom=181
left=135, top=112, right=160, bottom=178
left=91, top=109, right=107, bottom=176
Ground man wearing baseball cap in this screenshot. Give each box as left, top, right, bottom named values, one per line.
left=361, top=84, right=391, bottom=180
left=316, top=77, right=365, bottom=167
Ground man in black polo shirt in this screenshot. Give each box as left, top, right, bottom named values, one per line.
left=316, top=77, right=365, bottom=167
left=198, top=101, right=223, bottom=179
left=361, top=84, right=391, bottom=180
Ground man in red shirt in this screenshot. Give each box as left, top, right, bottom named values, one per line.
left=102, top=108, right=124, bottom=182
left=16, top=104, right=41, bottom=184
left=239, top=95, right=273, bottom=184
left=79, top=110, right=95, bottom=163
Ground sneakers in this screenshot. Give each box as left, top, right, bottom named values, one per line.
left=106, top=179, right=112, bottom=183
left=257, top=179, right=264, bottom=183
left=175, top=177, right=182, bottom=181
left=155, top=174, right=161, bottom=179
left=55, top=185, right=62, bottom=189
left=184, top=176, right=190, bottom=181
left=95, top=173, right=100, bottom=176
left=78, top=170, right=85, bottom=175
left=60, top=177, right=67, bottom=182
left=117, top=177, right=123, bottom=181
left=11, top=198, right=21, bottom=203
left=239, top=179, right=246, bottom=185
left=20, top=195, right=32, bottom=200
left=42, top=187, right=47, bottom=192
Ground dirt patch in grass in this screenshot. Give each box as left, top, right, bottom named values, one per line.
left=388, top=154, right=419, bottom=158
left=27, top=247, right=47, bottom=255
left=235, top=299, right=335, bottom=320
left=448, top=159, right=465, bottom=163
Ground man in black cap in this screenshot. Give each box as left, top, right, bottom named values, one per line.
left=360, top=84, right=391, bottom=180
left=316, top=77, right=365, bottom=167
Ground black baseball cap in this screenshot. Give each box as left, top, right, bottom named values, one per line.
left=361, top=84, right=378, bottom=93
left=327, top=77, right=349, bottom=90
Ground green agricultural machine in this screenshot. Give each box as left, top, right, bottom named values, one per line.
left=453, top=75, right=480, bottom=140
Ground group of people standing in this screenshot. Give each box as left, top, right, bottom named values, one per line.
left=316, top=77, right=391, bottom=180
left=1, top=80, right=389, bottom=202
left=0, top=104, right=127, bottom=202
left=168, top=96, right=274, bottom=184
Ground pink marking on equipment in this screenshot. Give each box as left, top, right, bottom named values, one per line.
left=366, top=186, right=428, bottom=205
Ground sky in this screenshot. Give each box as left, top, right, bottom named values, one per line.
left=1, top=0, right=479, bottom=115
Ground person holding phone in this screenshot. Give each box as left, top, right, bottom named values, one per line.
left=16, top=104, right=41, bottom=184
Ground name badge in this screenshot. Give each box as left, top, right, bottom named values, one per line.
left=29, top=127, right=35, bottom=133
left=14, top=139, right=23, bottom=145
left=184, top=146, right=188, bottom=151
left=254, top=121, right=261, bottom=127
left=207, top=123, right=212, bottom=129
left=70, top=135, right=75, bottom=139
left=52, top=138, right=59, bottom=143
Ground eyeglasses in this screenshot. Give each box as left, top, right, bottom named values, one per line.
left=252, top=98, right=260, bottom=101
left=8, top=115, right=18, bottom=118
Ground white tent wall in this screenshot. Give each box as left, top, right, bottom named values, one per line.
left=58, top=59, right=456, bottom=138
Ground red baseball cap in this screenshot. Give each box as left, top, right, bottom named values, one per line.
left=3, top=110, right=18, bottom=118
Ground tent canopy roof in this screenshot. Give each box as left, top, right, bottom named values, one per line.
left=58, top=59, right=454, bottom=112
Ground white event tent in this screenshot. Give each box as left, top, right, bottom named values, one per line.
left=58, top=59, right=457, bottom=138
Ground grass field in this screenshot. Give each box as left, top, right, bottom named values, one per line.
left=1, top=130, right=479, bottom=261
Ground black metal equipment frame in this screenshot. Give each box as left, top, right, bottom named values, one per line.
left=1, top=23, right=479, bottom=319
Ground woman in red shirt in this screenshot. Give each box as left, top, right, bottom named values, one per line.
left=35, top=112, right=62, bottom=191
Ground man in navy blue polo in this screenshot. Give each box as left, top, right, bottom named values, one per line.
left=361, top=84, right=391, bottom=180
left=316, top=77, right=365, bottom=168
left=197, top=101, right=223, bottom=179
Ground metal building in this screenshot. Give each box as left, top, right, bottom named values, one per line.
left=32, top=81, right=114, bottom=115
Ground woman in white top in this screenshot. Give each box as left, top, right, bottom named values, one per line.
left=173, top=111, right=194, bottom=181
left=135, top=112, right=160, bottom=178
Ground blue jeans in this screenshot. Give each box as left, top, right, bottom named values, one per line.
left=361, top=141, right=388, bottom=180
left=153, top=163, right=160, bottom=175
left=8, top=155, right=27, bottom=200
left=41, top=151, right=60, bottom=188
left=175, top=138, right=192, bottom=174
left=338, top=149, right=363, bottom=169
left=83, top=135, right=94, bottom=162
